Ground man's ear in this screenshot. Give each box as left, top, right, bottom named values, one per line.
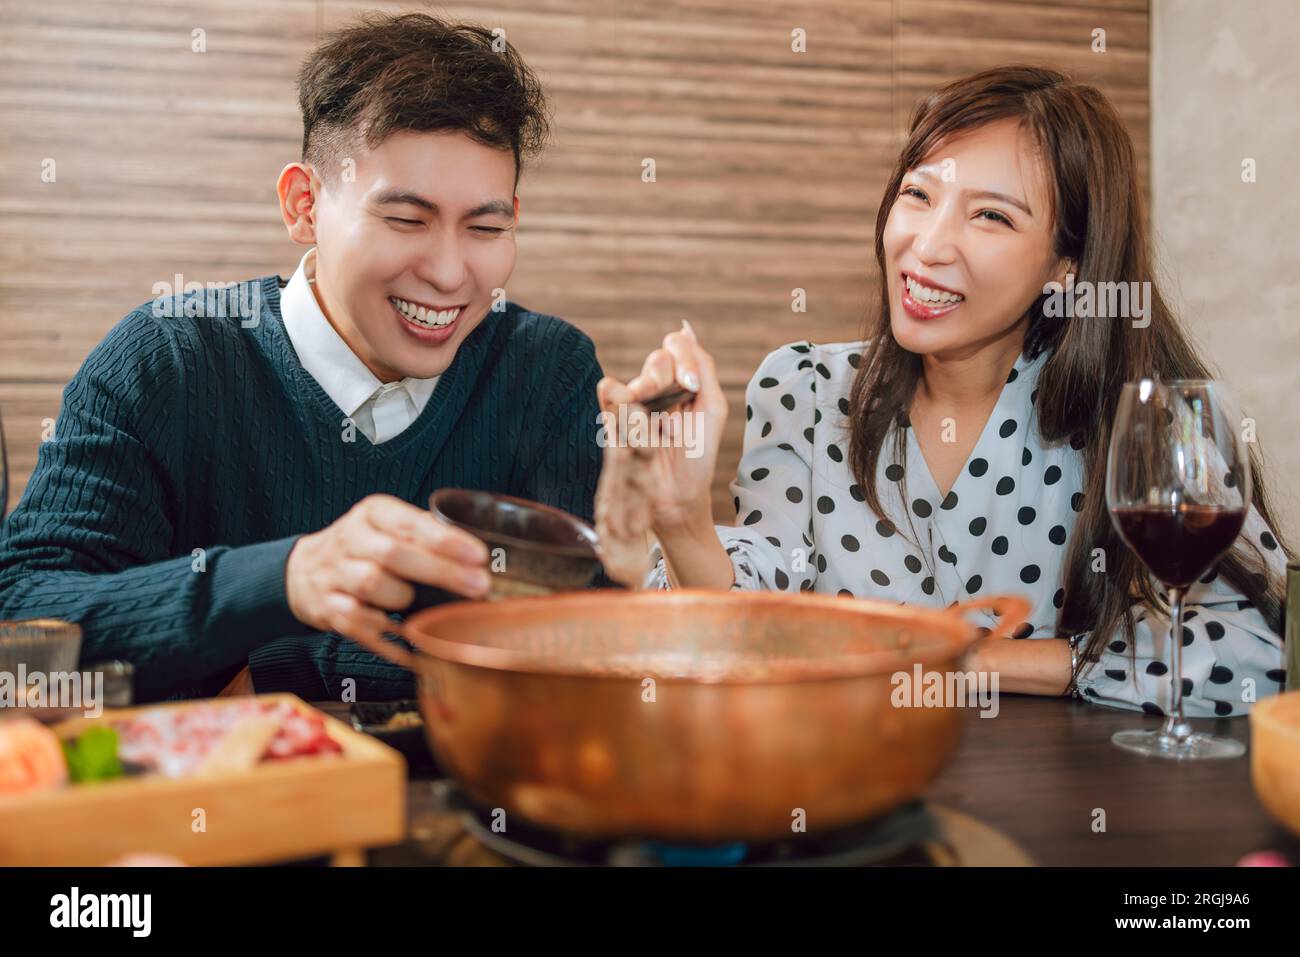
left=277, top=163, right=319, bottom=245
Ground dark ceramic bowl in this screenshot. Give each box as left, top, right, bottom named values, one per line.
left=428, top=488, right=602, bottom=598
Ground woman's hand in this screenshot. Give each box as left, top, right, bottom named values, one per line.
left=597, top=322, right=727, bottom=529
left=594, top=322, right=730, bottom=587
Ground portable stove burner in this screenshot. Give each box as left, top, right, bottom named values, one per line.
left=430, top=781, right=941, bottom=866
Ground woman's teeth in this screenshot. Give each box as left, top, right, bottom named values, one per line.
left=389, top=296, right=462, bottom=328
left=905, top=275, right=964, bottom=304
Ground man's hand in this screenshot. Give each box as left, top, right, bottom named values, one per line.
left=284, top=493, right=490, bottom=649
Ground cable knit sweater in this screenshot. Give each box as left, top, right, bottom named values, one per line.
left=0, top=276, right=603, bottom=701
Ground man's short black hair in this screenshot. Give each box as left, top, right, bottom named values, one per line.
left=297, top=12, right=550, bottom=185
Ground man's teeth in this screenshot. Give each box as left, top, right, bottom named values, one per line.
left=389, top=297, right=461, bottom=328
left=905, top=275, right=964, bottom=304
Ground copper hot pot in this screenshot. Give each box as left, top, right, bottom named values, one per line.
left=358, top=589, right=1030, bottom=843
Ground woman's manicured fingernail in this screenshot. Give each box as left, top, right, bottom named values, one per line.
left=680, top=369, right=700, bottom=392
left=681, top=319, right=698, bottom=340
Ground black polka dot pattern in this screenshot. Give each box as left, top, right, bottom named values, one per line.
left=690, top=341, right=1288, bottom=719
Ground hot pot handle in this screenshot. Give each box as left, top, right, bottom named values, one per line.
left=944, top=594, right=1033, bottom=641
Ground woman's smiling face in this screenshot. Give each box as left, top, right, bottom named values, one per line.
left=882, top=118, right=1071, bottom=360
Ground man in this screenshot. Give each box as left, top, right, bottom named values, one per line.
left=0, top=14, right=603, bottom=701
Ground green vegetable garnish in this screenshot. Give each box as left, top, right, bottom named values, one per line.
left=61, top=726, right=124, bottom=783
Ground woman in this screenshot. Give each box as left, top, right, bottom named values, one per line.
left=595, top=66, right=1292, bottom=716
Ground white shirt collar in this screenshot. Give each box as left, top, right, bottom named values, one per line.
left=280, top=247, right=439, bottom=417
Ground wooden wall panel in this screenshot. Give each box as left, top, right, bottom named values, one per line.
left=1, top=0, right=1149, bottom=522
left=895, top=0, right=1150, bottom=187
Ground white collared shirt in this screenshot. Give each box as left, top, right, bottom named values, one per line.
left=280, top=248, right=439, bottom=444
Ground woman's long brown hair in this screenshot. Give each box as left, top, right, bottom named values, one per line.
left=846, top=66, right=1292, bottom=685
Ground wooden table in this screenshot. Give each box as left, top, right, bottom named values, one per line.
left=326, top=696, right=1300, bottom=866
left=927, top=696, right=1297, bottom=866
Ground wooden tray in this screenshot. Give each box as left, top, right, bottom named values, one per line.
left=0, top=694, right=406, bottom=866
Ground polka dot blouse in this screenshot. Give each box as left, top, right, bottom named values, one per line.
left=648, top=340, right=1289, bottom=716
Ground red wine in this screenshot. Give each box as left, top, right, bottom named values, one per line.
left=1111, top=504, right=1245, bottom=588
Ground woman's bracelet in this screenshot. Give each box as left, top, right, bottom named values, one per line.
left=1065, top=633, right=1087, bottom=700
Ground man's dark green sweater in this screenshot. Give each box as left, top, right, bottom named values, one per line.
left=0, top=275, right=603, bottom=701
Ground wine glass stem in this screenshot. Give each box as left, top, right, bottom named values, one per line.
left=1162, top=585, right=1192, bottom=742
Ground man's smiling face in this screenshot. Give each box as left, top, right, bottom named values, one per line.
left=306, top=130, right=519, bottom=382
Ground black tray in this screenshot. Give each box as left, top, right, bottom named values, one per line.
left=349, top=700, right=440, bottom=773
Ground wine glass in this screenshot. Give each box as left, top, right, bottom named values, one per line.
left=1106, top=379, right=1249, bottom=759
